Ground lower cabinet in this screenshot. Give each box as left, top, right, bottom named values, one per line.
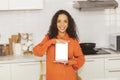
left=105, top=69, right=120, bottom=78
left=78, top=58, right=105, bottom=80
left=0, top=61, right=41, bottom=80
left=11, top=62, right=40, bottom=80
left=1, top=56, right=120, bottom=80
left=78, top=56, right=120, bottom=80
left=0, top=64, right=11, bottom=80
left=105, top=57, right=120, bottom=78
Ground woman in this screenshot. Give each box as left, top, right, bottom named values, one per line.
left=33, top=10, right=85, bottom=80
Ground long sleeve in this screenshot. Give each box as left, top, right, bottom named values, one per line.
left=33, top=35, right=56, bottom=56
left=68, top=40, right=85, bottom=71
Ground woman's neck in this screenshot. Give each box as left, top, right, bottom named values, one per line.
left=58, top=32, right=66, bottom=37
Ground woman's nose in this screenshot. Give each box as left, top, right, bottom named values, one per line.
left=60, top=22, right=64, bottom=25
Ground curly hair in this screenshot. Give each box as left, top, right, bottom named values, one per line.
left=48, top=10, right=79, bottom=40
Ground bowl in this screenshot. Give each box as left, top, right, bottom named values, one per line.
left=80, top=43, right=96, bottom=50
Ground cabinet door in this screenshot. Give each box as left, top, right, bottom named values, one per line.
left=11, top=62, right=40, bottom=80
left=105, top=69, right=120, bottom=78
left=78, top=58, right=105, bottom=80
left=0, top=0, right=8, bottom=10
left=105, top=57, right=120, bottom=78
left=9, top=0, right=44, bottom=10
left=0, top=64, right=11, bottom=80
left=105, top=57, right=120, bottom=69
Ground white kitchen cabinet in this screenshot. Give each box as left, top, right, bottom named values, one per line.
left=0, top=0, right=43, bottom=10
left=0, top=0, right=8, bottom=10
left=105, top=57, right=120, bottom=78
left=0, top=64, right=11, bottom=80
left=11, top=62, right=40, bottom=80
left=78, top=58, right=105, bottom=80
left=9, top=0, right=44, bottom=10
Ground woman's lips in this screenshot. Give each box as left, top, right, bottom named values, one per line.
left=59, top=26, right=65, bottom=30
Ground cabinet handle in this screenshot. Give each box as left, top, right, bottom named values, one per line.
left=86, top=60, right=94, bottom=62
left=18, top=64, right=38, bottom=66
left=109, top=59, right=120, bottom=60
left=109, top=70, right=120, bottom=72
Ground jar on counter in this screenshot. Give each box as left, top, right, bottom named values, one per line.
left=0, top=44, right=9, bottom=56
left=2, top=44, right=9, bottom=56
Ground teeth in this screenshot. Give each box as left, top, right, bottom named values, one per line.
left=60, top=27, right=64, bottom=30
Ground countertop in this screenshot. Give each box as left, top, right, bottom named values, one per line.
left=85, top=48, right=120, bottom=59
left=0, top=49, right=120, bottom=63
left=90, top=78, right=120, bottom=80
left=0, top=55, right=42, bottom=64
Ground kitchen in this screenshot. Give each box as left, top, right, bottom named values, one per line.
left=0, top=0, right=120, bottom=80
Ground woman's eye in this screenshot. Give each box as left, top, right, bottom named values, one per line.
left=57, top=20, right=68, bottom=23
left=57, top=20, right=61, bottom=23
left=64, top=20, right=68, bottom=23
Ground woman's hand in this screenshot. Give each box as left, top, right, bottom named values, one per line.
left=59, top=61, right=69, bottom=65
left=53, top=61, right=68, bottom=65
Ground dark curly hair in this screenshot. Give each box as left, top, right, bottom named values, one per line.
left=48, top=10, right=79, bottom=40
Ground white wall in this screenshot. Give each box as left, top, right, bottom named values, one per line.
left=0, top=0, right=120, bottom=48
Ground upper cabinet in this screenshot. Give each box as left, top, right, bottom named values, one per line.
left=9, top=0, right=44, bottom=10
left=0, top=0, right=44, bottom=10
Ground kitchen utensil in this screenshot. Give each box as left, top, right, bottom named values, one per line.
left=80, top=43, right=96, bottom=49
left=9, top=38, right=13, bottom=55
left=80, top=43, right=96, bottom=55
left=13, top=43, right=23, bottom=56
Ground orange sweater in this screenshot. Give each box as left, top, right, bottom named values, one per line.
left=33, top=33, right=85, bottom=80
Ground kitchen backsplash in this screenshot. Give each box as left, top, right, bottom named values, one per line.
left=0, top=0, right=120, bottom=48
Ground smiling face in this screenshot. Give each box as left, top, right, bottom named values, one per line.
left=57, top=14, right=68, bottom=36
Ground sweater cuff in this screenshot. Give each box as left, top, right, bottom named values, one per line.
left=68, top=59, right=77, bottom=66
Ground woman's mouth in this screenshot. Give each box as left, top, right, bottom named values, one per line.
left=59, top=26, right=65, bottom=30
